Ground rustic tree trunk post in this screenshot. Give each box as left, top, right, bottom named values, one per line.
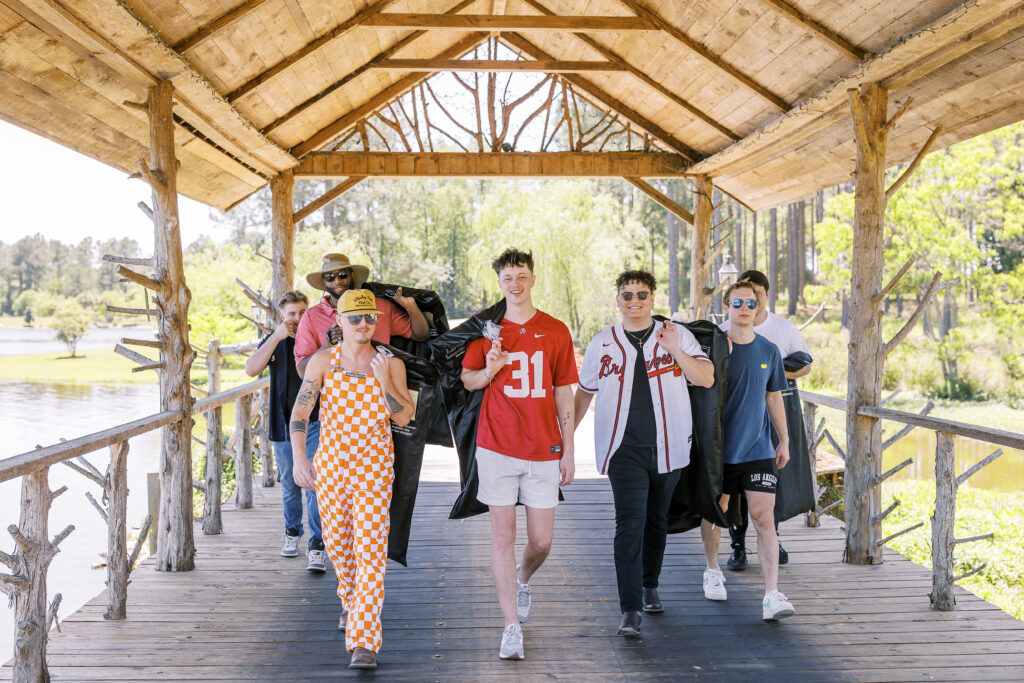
left=258, top=387, right=275, bottom=487
left=203, top=339, right=223, bottom=534
left=804, top=401, right=820, bottom=527
left=2, top=467, right=72, bottom=682
left=667, top=182, right=680, bottom=314
left=270, top=170, right=296, bottom=317
left=930, top=431, right=956, bottom=610
left=146, top=79, right=196, bottom=572
left=845, top=81, right=888, bottom=565
left=234, top=394, right=254, bottom=509
left=689, top=175, right=714, bottom=320
left=105, top=441, right=130, bottom=620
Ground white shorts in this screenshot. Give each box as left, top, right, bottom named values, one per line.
left=476, top=447, right=560, bottom=509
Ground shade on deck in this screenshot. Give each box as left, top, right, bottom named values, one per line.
left=1, top=0, right=1023, bottom=210
left=4, top=479, right=1022, bottom=680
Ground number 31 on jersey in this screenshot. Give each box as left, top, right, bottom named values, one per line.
left=503, top=351, right=546, bottom=398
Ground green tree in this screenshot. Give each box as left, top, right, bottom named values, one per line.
left=53, top=300, right=93, bottom=358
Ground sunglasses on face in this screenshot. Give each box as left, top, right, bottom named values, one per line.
left=619, top=291, right=651, bottom=301
left=343, top=314, right=378, bottom=324
left=730, top=298, right=759, bottom=310
left=322, top=271, right=350, bottom=283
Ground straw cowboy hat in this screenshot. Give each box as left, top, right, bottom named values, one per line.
left=305, top=253, right=370, bottom=291
left=337, top=289, right=383, bottom=316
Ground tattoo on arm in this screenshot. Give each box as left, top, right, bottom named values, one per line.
left=385, top=392, right=404, bottom=414
left=289, top=419, right=308, bottom=434
left=560, top=410, right=571, bottom=428
left=295, top=378, right=321, bottom=406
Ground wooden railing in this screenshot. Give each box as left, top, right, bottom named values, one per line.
left=798, top=389, right=1024, bottom=610
left=0, top=375, right=268, bottom=681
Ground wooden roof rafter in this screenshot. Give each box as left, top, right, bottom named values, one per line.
left=755, top=0, right=870, bottom=62
left=501, top=32, right=700, bottom=161
left=613, top=0, right=790, bottom=111
left=520, top=0, right=740, bottom=142
left=224, top=0, right=401, bottom=103
left=171, top=0, right=273, bottom=54
left=261, top=0, right=479, bottom=136
left=373, top=59, right=623, bottom=72
left=359, top=13, right=658, bottom=31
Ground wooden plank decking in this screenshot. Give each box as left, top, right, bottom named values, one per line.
left=4, top=478, right=1024, bottom=681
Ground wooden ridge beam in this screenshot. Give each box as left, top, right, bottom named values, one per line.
left=502, top=33, right=700, bottom=161
left=291, top=32, right=490, bottom=158
left=294, top=176, right=367, bottom=223
left=360, top=13, right=657, bottom=31
left=294, top=152, right=689, bottom=178
left=613, top=0, right=789, bottom=111
left=626, top=177, right=694, bottom=224
left=374, top=59, right=623, bottom=73
left=225, top=0, right=400, bottom=103
left=521, top=0, right=739, bottom=141
left=262, top=0, right=478, bottom=136
left=756, top=0, right=869, bottom=61
left=171, top=0, right=273, bottom=53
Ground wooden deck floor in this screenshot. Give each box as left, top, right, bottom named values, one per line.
left=4, top=478, right=1024, bottom=681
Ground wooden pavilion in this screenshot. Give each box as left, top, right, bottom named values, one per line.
left=2, top=0, right=1024, bottom=679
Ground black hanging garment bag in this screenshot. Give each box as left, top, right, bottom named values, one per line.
left=662, top=319, right=738, bottom=532
left=772, top=351, right=816, bottom=523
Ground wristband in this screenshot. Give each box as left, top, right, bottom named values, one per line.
left=484, top=369, right=494, bottom=383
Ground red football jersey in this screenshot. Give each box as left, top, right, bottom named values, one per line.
left=463, top=311, right=579, bottom=461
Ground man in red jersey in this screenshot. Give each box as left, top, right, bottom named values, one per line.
left=461, top=248, right=578, bottom=661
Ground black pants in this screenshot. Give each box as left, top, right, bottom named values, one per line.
left=728, top=493, right=780, bottom=550
left=607, top=444, right=681, bottom=613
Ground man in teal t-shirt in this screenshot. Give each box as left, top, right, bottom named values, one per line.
left=699, top=279, right=796, bottom=621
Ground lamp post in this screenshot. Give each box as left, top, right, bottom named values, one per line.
left=716, top=253, right=739, bottom=321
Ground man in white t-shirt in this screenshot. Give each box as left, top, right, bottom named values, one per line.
left=719, top=270, right=812, bottom=570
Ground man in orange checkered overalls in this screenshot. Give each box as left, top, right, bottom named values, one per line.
left=290, top=289, right=416, bottom=671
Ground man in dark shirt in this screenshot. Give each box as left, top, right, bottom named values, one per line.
left=245, top=290, right=325, bottom=573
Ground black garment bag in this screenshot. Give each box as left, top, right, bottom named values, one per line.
left=660, top=319, right=738, bottom=532
left=772, top=351, right=816, bottom=523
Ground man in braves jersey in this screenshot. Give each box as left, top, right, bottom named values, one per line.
left=719, top=269, right=813, bottom=570
left=461, top=248, right=579, bottom=661
left=701, top=279, right=795, bottom=621
left=574, top=270, right=714, bottom=637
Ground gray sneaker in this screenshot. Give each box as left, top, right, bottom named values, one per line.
left=306, top=548, right=327, bottom=573
left=281, top=533, right=300, bottom=558
left=515, top=565, right=532, bottom=622
left=499, top=623, right=524, bottom=660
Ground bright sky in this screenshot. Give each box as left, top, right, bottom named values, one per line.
left=0, top=120, right=230, bottom=250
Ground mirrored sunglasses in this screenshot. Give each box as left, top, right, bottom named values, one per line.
left=344, top=314, right=378, bottom=324
left=620, top=291, right=651, bottom=301
left=322, top=271, right=351, bottom=283
left=730, top=298, right=758, bottom=310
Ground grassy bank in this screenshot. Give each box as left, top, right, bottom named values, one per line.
left=880, top=480, right=1024, bottom=620
left=0, top=347, right=248, bottom=385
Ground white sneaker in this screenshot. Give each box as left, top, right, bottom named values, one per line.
left=515, top=567, right=532, bottom=623
left=338, top=609, right=348, bottom=631
left=763, top=590, right=795, bottom=621
left=499, top=623, right=524, bottom=660
left=703, top=568, right=727, bottom=601
left=306, top=548, right=327, bottom=574
left=281, top=533, right=300, bottom=558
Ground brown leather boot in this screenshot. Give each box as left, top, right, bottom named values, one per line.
left=349, top=647, right=377, bottom=669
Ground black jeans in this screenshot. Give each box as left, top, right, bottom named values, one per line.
left=607, top=444, right=681, bottom=613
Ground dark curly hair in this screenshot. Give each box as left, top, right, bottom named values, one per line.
left=491, top=248, right=535, bottom=274
left=615, top=269, right=657, bottom=293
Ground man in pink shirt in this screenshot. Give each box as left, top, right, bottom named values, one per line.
left=294, top=253, right=430, bottom=376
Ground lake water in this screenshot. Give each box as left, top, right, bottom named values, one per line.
left=0, top=325, right=157, bottom=356
left=0, top=382, right=161, bottom=662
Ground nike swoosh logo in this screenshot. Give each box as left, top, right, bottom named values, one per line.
left=534, top=334, right=545, bottom=338
left=602, top=342, right=612, bottom=347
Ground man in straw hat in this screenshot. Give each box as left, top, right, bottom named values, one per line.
left=294, top=253, right=430, bottom=377
left=290, top=289, right=415, bottom=670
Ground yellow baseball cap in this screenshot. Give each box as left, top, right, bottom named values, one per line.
left=337, top=289, right=382, bottom=316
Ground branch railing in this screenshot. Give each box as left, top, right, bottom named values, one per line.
left=0, top=375, right=268, bottom=680
left=798, top=389, right=1022, bottom=611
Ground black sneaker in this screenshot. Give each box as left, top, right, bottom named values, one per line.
left=778, top=543, right=789, bottom=565
left=617, top=611, right=642, bottom=638
left=642, top=587, right=663, bottom=614
left=727, top=547, right=747, bottom=571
